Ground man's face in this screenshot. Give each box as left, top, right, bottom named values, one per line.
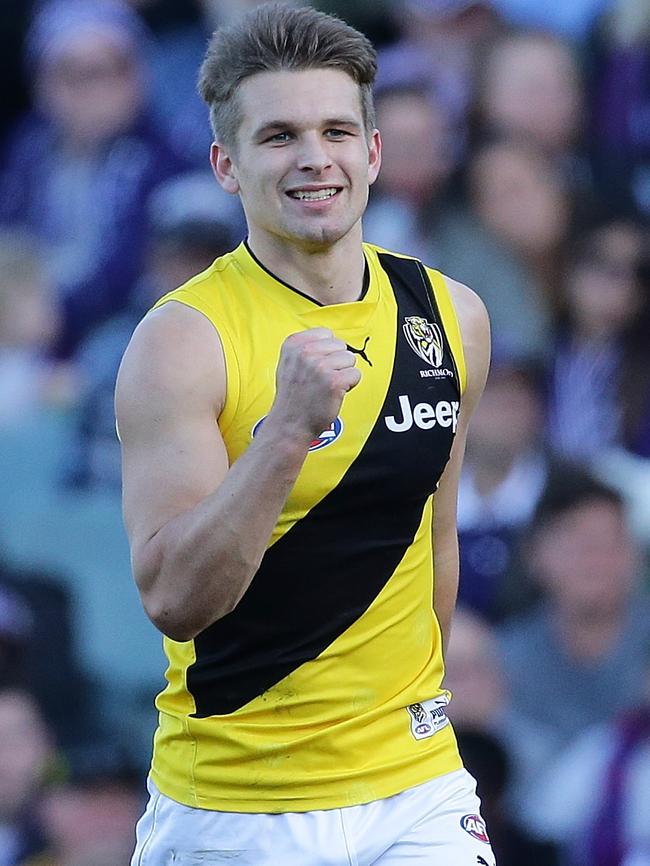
left=0, top=691, right=51, bottom=820
left=376, top=91, right=453, bottom=205
left=483, top=37, right=582, bottom=152
left=466, top=369, right=542, bottom=465
left=533, top=500, right=635, bottom=616
left=36, top=32, right=142, bottom=146
left=212, top=68, right=381, bottom=253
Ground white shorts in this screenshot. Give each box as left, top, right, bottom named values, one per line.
left=131, top=768, right=496, bottom=865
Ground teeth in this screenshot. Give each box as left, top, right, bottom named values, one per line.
left=290, top=188, right=338, bottom=201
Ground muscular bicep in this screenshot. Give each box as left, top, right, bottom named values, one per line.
left=120, top=394, right=229, bottom=562
left=115, top=303, right=228, bottom=583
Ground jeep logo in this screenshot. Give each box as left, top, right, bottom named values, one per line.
left=385, top=395, right=459, bottom=433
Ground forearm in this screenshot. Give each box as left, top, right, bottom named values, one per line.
left=137, top=421, right=310, bottom=640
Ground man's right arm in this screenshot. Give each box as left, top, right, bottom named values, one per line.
left=116, top=302, right=359, bottom=642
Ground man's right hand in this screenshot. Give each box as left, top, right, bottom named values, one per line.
left=270, top=328, right=362, bottom=441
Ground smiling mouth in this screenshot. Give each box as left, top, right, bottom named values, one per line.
left=286, top=187, right=341, bottom=201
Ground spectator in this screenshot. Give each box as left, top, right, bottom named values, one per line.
left=498, top=468, right=650, bottom=761
left=0, top=683, right=53, bottom=866
left=141, top=1, right=216, bottom=167
left=421, top=138, right=559, bottom=358
left=0, top=0, right=185, bottom=357
left=64, top=171, right=242, bottom=491
left=457, top=355, right=551, bottom=619
left=0, top=566, right=100, bottom=750
left=476, top=32, right=584, bottom=161
left=588, top=0, right=650, bottom=219
left=474, top=31, right=603, bottom=233
left=456, top=729, right=560, bottom=866
left=0, top=231, right=69, bottom=427
left=468, top=138, right=572, bottom=312
left=364, top=84, right=458, bottom=261
left=366, top=98, right=557, bottom=357
left=522, top=652, right=650, bottom=865
left=445, top=607, right=555, bottom=815
left=546, top=218, right=650, bottom=461
left=378, top=0, right=503, bottom=132
left=33, top=744, right=143, bottom=866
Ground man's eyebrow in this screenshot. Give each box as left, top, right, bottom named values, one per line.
left=252, top=120, right=293, bottom=139
left=321, top=117, right=363, bottom=129
left=252, top=117, right=363, bottom=139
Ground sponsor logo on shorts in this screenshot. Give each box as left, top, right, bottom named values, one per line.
left=252, top=416, right=343, bottom=451
left=406, top=694, right=450, bottom=740
left=477, top=856, right=492, bottom=866
left=461, top=814, right=490, bottom=844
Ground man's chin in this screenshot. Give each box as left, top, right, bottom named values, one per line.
left=289, top=222, right=352, bottom=251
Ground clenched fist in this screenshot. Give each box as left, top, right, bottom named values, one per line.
left=268, top=328, right=362, bottom=442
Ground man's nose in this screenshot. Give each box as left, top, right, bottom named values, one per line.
left=296, top=133, right=332, bottom=172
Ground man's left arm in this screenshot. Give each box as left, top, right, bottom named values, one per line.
left=433, top=279, right=491, bottom=652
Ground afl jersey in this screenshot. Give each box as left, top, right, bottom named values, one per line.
left=148, top=241, right=466, bottom=812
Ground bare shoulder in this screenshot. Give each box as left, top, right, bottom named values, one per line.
left=116, top=301, right=230, bottom=553
left=444, top=276, right=490, bottom=347
left=444, top=276, right=491, bottom=409
left=115, top=301, right=227, bottom=437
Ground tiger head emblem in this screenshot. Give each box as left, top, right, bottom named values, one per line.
left=403, top=316, right=444, bottom=368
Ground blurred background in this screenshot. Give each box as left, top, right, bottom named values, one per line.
left=0, top=0, right=648, bottom=864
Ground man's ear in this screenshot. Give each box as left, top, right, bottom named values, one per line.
left=210, top=142, right=240, bottom=195
left=367, top=128, right=382, bottom=187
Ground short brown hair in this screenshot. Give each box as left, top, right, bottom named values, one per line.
left=198, top=3, right=377, bottom=151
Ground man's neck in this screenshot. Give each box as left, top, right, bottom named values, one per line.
left=247, top=227, right=366, bottom=305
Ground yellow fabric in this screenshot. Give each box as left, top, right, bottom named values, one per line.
left=147, top=242, right=465, bottom=812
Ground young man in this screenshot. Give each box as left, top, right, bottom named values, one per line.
left=117, top=5, right=493, bottom=864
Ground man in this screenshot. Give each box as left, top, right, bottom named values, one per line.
left=498, top=468, right=650, bottom=750
left=0, top=683, right=52, bottom=866
left=116, top=4, right=492, bottom=864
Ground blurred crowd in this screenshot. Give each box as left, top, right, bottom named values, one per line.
left=0, top=0, right=649, bottom=864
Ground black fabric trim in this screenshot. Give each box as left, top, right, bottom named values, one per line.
left=187, top=252, right=460, bottom=716
left=243, top=239, right=370, bottom=305
left=415, top=260, right=461, bottom=390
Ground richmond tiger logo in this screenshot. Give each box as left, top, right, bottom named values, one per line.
left=403, top=316, right=444, bottom=368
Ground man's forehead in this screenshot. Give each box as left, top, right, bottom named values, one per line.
left=237, top=68, right=364, bottom=131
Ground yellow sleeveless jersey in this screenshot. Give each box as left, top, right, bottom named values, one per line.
left=147, top=241, right=466, bottom=812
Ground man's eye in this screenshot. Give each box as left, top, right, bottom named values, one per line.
left=326, top=129, right=349, bottom=138
left=266, top=132, right=292, bottom=143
